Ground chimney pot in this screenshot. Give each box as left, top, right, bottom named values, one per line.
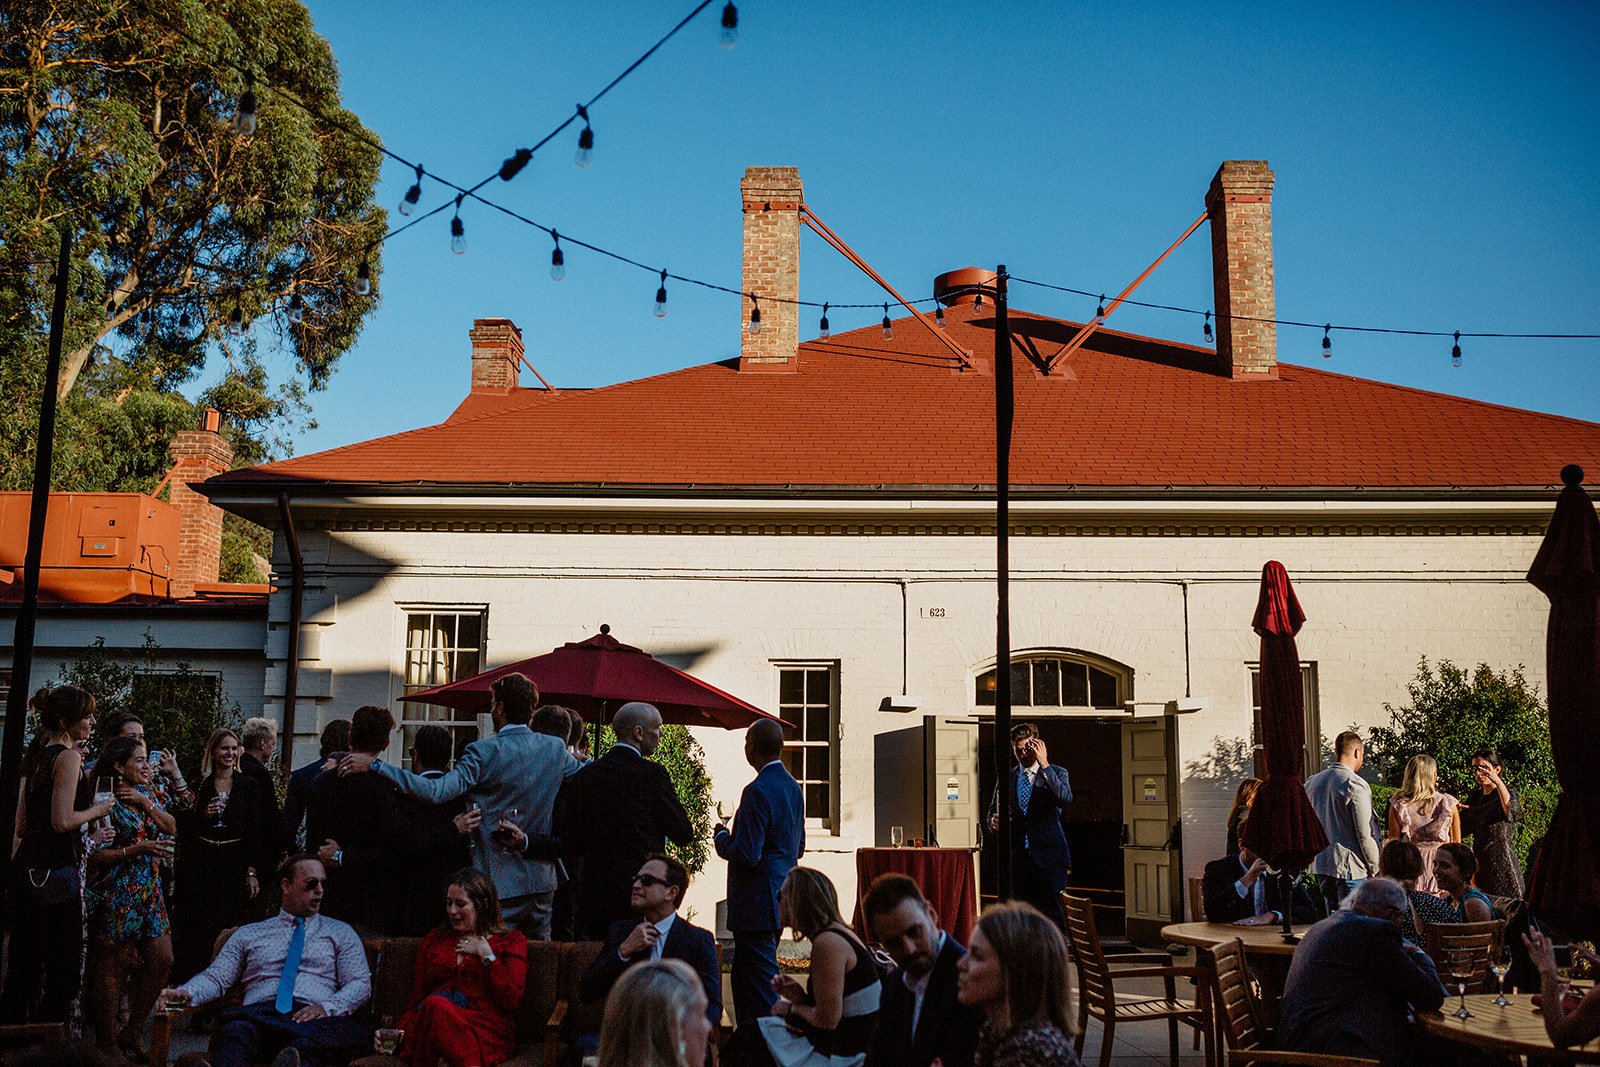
left=740, top=166, right=803, bottom=372
left=1205, top=160, right=1278, bottom=380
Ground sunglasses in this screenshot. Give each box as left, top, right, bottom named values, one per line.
left=300, top=878, right=327, bottom=890
left=632, top=874, right=668, bottom=888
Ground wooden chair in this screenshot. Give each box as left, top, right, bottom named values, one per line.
left=1208, top=937, right=1378, bottom=1065
left=1061, top=892, right=1210, bottom=1067
left=0, top=1024, right=67, bottom=1058
left=1188, top=876, right=1207, bottom=921
left=1425, top=920, right=1505, bottom=994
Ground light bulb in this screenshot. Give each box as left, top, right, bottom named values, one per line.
left=288, top=293, right=304, bottom=324
left=228, top=307, right=244, bottom=335
left=818, top=303, right=830, bottom=340
left=179, top=310, right=192, bottom=331
left=575, top=124, right=594, bottom=169
left=973, top=293, right=984, bottom=310
left=881, top=305, right=893, bottom=340
left=1096, top=294, right=1106, bottom=320
left=749, top=301, right=762, bottom=336
left=399, top=164, right=424, bottom=216
left=1321, top=325, right=1332, bottom=359
left=354, top=260, right=371, bottom=296
left=450, top=216, right=467, bottom=255
left=1451, top=331, right=1462, bottom=368
left=233, top=84, right=258, bottom=136
left=499, top=149, right=532, bottom=182
left=935, top=306, right=946, bottom=330
left=720, top=2, right=738, bottom=48
left=1203, top=311, right=1213, bottom=343
left=550, top=243, right=566, bottom=282
left=654, top=271, right=668, bottom=318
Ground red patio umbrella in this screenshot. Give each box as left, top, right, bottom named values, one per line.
left=1524, top=465, right=1600, bottom=939
left=402, top=625, right=789, bottom=730
left=1240, top=561, right=1330, bottom=877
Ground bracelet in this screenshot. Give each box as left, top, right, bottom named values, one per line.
left=246, top=868, right=257, bottom=877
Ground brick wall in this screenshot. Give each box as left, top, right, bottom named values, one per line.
left=168, top=419, right=234, bottom=597
left=1206, top=160, right=1278, bottom=379
left=470, top=318, right=524, bottom=392
left=740, top=166, right=803, bottom=372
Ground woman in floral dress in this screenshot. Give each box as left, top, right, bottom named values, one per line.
left=1461, top=747, right=1525, bottom=898
left=86, top=735, right=176, bottom=1059
left=1386, top=754, right=1459, bottom=896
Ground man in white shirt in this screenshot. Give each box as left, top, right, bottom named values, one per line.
left=862, top=874, right=984, bottom=1067
left=162, top=855, right=370, bottom=1067
left=1303, top=730, right=1382, bottom=913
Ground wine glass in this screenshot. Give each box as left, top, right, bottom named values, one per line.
left=94, top=775, right=117, bottom=831
left=890, top=825, right=905, bottom=848
left=211, top=789, right=230, bottom=829
left=1448, top=953, right=1475, bottom=1019
left=715, top=800, right=731, bottom=822
left=1489, top=944, right=1511, bottom=1007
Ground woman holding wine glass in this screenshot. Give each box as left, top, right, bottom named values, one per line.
left=173, top=728, right=262, bottom=980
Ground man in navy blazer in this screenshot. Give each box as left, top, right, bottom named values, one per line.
left=578, top=853, right=721, bottom=1026
left=714, top=718, right=804, bottom=1026
left=282, top=719, right=349, bottom=849
left=986, top=722, right=1072, bottom=928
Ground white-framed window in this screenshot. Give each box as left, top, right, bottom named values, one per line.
left=1248, top=662, right=1321, bottom=779
left=975, top=654, right=1124, bottom=710
left=775, top=662, right=838, bottom=829
left=398, top=609, right=487, bottom=767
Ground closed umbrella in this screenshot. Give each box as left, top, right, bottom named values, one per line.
left=1240, top=562, right=1330, bottom=938
left=1524, top=465, right=1600, bottom=939
left=402, top=624, right=788, bottom=730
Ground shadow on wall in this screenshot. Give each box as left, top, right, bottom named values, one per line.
left=1181, top=735, right=1254, bottom=858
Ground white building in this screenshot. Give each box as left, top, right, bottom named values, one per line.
left=201, top=162, right=1599, bottom=939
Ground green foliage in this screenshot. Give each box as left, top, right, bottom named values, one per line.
left=591, top=724, right=715, bottom=875
left=0, top=0, right=381, bottom=490
left=219, top=513, right=271, bottom=583
left=56, top=633, right=244, bottom=778
left=1366, top=658, right=1558, bottom=870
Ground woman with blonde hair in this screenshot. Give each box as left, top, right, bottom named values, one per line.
left=957, top=901, right=1080, bottom=1066
left=1385, top=754, right=1459, bottom=895
left=173, top=727, right=262, bottom=979
left=598, top=958, right=713, bottom=1067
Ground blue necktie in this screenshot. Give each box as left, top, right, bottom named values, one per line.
left=276, top=918, right=305, bottom=1014
left=1017, top=771, right=1033, bottom=848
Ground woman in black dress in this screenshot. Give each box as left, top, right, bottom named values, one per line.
left=173, top=728, right=262, bottom=981
left=1461, top=747, right=1524, bottom=898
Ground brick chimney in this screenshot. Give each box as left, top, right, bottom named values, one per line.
left=740, top=166, right=803, bottom=372
left=1205, top=160, right=1277, bottom=379
left=470, top=318, right=523, bottom=392
left=168, top=408, right=233, bottom=597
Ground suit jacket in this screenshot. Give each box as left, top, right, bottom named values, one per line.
left=394, top=770, right=472, bottom=937
left=1304, top=763, right=1381, bottom=879
left=578, top=915, right=721, bottom=1027
left=282, top=755, right=335, bottom=849
left=714, top=761, right=804, bottom=933
left=1277, top=910, right=1446, bottom=1067
left=864, top=934, right=984, bottom=1067
left=1201, top=856, right=1323, bottom=925
left=378, top=723, right=581, bottom=897
left=987, top=763, right=1073, bottom=872
left=554, top=745, right=693, bottom=935
left=239, top=752, right=285, bottom=869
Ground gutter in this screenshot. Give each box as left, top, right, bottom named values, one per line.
left=276, top=493, right=304, bottom=785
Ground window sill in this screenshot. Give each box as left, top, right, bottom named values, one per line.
left=804, top=830, right=858, bottom=853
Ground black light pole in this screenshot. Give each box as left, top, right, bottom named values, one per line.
left=993, top=265, right=1015, bottom=902
left=0, top=229, right=73, bottom=899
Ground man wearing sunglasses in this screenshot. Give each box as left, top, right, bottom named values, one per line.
left=161, top=855, right=371, bottom=1067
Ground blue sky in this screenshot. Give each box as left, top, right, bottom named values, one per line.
left=279, top=0, right=1600, bottom=457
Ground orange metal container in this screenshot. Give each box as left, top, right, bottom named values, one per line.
left=0, top=492, right=179, bottom=602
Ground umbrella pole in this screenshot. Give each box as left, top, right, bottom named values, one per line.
left=1280, top=869, right=1300, bottom=944
left=993, top=266, right=1014, bottom=904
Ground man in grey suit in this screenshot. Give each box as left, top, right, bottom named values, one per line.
left=1277, top=878, right=1446, bottom=1066
left=339, top=672, right=579, bottom=938
left=1303, top=729, right=1380, bottom=913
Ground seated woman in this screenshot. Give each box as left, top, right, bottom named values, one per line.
left=389, top=868, right=528, bottom=1067
left=1378, top=840, right=1456, bottom=946
left=724, top=866, right=882, bottom=1067
left=956, top=902, right=1082, bottom=1067
left=598, top=958, right=714, bottom=1067
left=1223, top=777, right=1262, bottom=856
left=1433, top=842, right=1495, bottom=923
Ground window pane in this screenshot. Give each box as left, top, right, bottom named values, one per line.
left=1033, top=659, right=1060, bottom=706
left=1251, top=668, right=1261, bottom=708
left=811, top=747, right=832, bottom=783
left=1089, top=667, right=1117, bottom=708
left=976, top=669, right=997, bottom=706
left=806, top=669, right=831, bottom=704
left=804, top=706, right=828, bottom=742
left=805, top=783, right=828, bottom=815
left=1063, top=664, right=1088, bottom=707
left=1009, top=662, right=1032, bottom=706
left=779, top=671, right=804, bottom=705
left=781, top=749, right=801, bottom=778
left=456, top=614, right=482, bottom=652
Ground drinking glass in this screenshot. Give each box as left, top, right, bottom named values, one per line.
left=1448, top=954, right=1475, bottom=1019
left=495, top=808, right=520, bottom=851
left=1489, top=945, right=1511, bottom=1007
left=715, top=800, right=731, bottom=822
left=211, top=789, right=230, bottom=828
left=95, top=775, right=117, bottom=831
left=375, top=1026, right=404, bottom=1055
left=890, top=825, right=904, bottom=848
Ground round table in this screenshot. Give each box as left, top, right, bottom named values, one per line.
left=1418, top=994, right=1600, bottom=1063
left=1160, top=921, right=1313, bottom=956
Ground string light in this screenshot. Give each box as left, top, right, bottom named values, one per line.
left=288, top=292, right=305, bottom=324
left=550, top=231, right=566, bottom=281
left=720, top=2, right=739, bottom=47
left=574, top=106, right=594, bottom=168
left=233, top=73, right=258, bottom=136
left=499, top=149, right=533, bottom=182
left=881, top=303, right=893, bottom=340
left=654, top=269, right=669, bottom=318
left=1203, top=310, right=1213, bottom=343
left=354, top=260, right=371, bottom=296
left=228, top=306, right=244, bottom=335
left=1452, top=331, right=1462, bottom=368
left=935, top=305, right=946, bottom=329
left=179, top=310, right=192, bottom=331
left=748, top=294, right=762, bottom=336
left=449, top=196, right=467, bottom=254
left=1096, top=294, right=1106, bottom=320
left=973, top=293, right=984, bottom=310
left=819, top=303, right=830, bottom=339
left=1321, top=324, right=1332, bottom=358
left=398, top=164, right=424, bottom=216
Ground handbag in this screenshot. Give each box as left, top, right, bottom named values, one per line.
left=25, top=864, right=81, bottom=907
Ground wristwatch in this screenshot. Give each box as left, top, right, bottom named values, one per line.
left=483, top=952, right=497, bottom=965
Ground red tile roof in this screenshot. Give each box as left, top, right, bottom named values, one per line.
left=212, top=305, right=1600, bottom=491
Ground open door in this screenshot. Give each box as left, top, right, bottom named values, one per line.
left=925, top=716, right=980, bottom=848
left=1121, top=717, right=1181, bottom=943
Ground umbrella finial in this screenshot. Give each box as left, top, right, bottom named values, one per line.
left=600, top=623, right=610, bottom=635
left=1561, top=464, right=1585, bottom=487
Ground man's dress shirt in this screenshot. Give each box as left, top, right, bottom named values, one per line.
left=177, top=910, right=371, bottom=1017
left=905, top=931, right=946, bottom=1036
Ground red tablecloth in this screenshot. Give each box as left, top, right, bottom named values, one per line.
left=851, top=847, right=978, bottom=947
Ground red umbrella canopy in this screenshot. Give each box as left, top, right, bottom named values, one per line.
left=403, top=626, right=789, bottom=731
left=1240, top=561, right=1330, bottom=872
left=1524, top=465, right=1600, bottom=938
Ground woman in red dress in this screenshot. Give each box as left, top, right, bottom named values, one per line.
left=392, top=868, right=528, bottom=1067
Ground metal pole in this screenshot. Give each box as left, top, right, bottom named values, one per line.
left=994, top=265, right=1014, bottom=902
left=1, top=229, right=73, bottom=896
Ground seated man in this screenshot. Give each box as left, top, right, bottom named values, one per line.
left=1276, top=878, right=1446, bottom=1067
left=161, top=854, right=370, bottom=1067
left=1202, top=839, right=1323, bottom=927
left=577, top=853, right=721, bottom=1025
left=861, top=873, right=984, bottom=1067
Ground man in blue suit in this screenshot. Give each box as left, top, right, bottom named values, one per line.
left=714, top=718, right=804, bottom=1027
left=986, top=722, right=1072, bottom=928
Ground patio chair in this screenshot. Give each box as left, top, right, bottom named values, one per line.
left=1208, top=937, right=1378, bottom=1065
left=1424, top=920, right=1504, bottom=994
left=1188, top=876, right=1207, bottom=921
left=1061, top=892, right=1210, bottom=1067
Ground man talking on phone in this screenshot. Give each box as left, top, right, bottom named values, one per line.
left=986, top=722, right=1073, bottom=929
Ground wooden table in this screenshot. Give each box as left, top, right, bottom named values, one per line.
left=1161, top=921, right=1311, bottom=1032
left=1418, top=994, right=1600, bottom=1063
left=851, top=847, right=978, bottom=946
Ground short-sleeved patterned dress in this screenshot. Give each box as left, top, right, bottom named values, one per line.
left=1393, top=791, right=1458, bottom=896
left=87, top=785, right=170, bottom=943
left=1461, top=786, right=1524, bottom=899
